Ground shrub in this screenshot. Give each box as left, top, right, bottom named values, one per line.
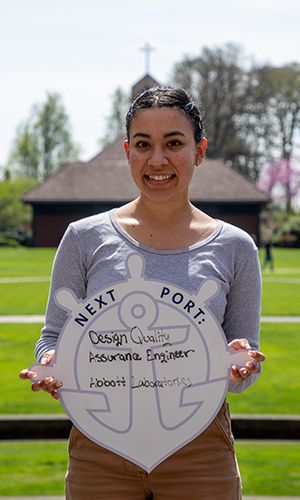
left=260, top=206, right=300, bottom=247
left=0, top=178, right=36, bottom=246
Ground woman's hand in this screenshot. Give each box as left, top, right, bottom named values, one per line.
left=19, top=350, right=63, bottom=400
left=228, top=338, right=265, bottom=384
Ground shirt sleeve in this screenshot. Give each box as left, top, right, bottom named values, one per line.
left=35, top=224, right=87, bottom=362
left=223, top=247, right=262, bottom=393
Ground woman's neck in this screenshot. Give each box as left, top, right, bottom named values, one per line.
left=124, top=196, right=195, bottom=227
left=115, top=197, right=217, bottom=251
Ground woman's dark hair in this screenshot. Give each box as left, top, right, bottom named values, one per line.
left=125, top=86, right=204, bottom=144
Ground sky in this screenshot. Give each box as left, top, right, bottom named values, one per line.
left=1, top=0, right=300, bottom=170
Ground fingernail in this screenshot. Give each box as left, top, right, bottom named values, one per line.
left=55, top=381, right=63, bottom=389
left=44, top=377, right=53, bottom=385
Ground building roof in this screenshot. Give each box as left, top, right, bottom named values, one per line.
left=21, top=136, right=268, bottom=205
left=131, top=74, right=160, bottom=98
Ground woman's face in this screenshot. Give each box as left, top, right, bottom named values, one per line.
left=124, top=107, right=206, bottom=205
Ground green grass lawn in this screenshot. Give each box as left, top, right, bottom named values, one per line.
left=0, top=324, right=63, bottom=414
left=0, top=248, right=299, bottom=416
left=227, top=322, right=300, bottom=414
left=259, top=247, right=300, bottom=270
left=0, top=321, right=299, bottom=415
left=0, top=247, right=299, bottom=496
left=0, top=247, right=299, bottom=315
left=260, top=247, right=300, bottom=316
left=261, top=281, right=300, bottom=315
left=0, top=440, right=299, bottom=496
left=0, top=247, right=53, bottom=314
left=0, top=440, right=68, bottom=495
left=0, top=282, right=50, bottom=315
left=236, top=441, right=300, bottom=496
left=0, top=247, right=56, bottom=277
left=2, top=277, right=295, bottom=316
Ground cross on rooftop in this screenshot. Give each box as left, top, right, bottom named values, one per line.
left=140, top=42, right=156, bottom=74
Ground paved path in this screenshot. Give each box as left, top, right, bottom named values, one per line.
left=1, top=267, right=299, bottom=284
left=1, top=315, right=300, bottom=323
left=0, top=496, right=299, bottom=500
left=0, top=276, right=50, bottom=283
left=0, top=272, right=299, bottom=324
left=262, top=276, right=300, bottom=283
left=260, top=315, right=300, bottom=322
left=0, top=315, right=45, bottom=323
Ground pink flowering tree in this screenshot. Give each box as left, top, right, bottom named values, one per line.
left=257, top=158, right=300, bottom=212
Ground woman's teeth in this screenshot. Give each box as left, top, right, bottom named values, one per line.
left=147, top=174, right=173, bottom=180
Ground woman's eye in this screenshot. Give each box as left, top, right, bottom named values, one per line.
left=136, top=141, right=150, bottom=148
left=168, top=139, right=182, bottom=147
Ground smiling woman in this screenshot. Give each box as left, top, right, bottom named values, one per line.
left=20, top=86, right=265, bottom=500
left=122, top=107, right=206, bottom=216
left=117, top=88, right=210, bottom=250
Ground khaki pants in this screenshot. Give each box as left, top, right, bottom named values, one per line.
left=66, top=401, right=242, bottom=500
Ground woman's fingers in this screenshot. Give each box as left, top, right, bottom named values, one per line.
left=20, top=350, right=61, bottom=400
left=249, top=350, right=265, bottom=363
left=228, top=339, right=265, bottom=380
left=31, top=377, right=53, bottom=392
left=41, top=350, right=55, bottom=365
left=228, top=338, right=251, bottom=351
left=31, top=377, right=63, bottom=399
left=19, top=369, right=37, bottom=380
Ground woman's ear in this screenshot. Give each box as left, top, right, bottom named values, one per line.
left=196, top=138, right=207, bottom=166
left=124, top=140, right=130, bottom=161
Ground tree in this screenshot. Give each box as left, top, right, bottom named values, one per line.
left=9, top=123, right=40, bottom=179
left=254, top=64, right=300, bottom=212
left=171, top=44, right=262, bottom=179
left=171, top=45, right=300, bottom=182
left=8, top=92, right=81, bottom=179
left=99, top=87, right=130, bottom=148
left=257, top=158, right=300, bottom=212
left=0, top=178, right=37, bottom=245
left=259, top=205, right=300, bottom=247
left=247, top=64, right=300, bottom=162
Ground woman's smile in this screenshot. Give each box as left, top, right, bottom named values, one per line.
left=145, top=173, right=176, bottom=182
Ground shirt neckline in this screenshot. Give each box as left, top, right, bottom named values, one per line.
left=109, top=209, right=223, bottom=255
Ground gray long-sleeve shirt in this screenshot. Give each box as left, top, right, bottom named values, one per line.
left=36, top=209, right=262, bottom=393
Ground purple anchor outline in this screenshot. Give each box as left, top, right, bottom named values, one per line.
left=27, top=252, right=252, bottom=473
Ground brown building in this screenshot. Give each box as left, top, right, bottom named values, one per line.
left=21, top=135, right=269, bottom=247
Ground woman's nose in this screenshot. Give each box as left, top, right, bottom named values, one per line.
left=148, top=146, right=168, bottom=167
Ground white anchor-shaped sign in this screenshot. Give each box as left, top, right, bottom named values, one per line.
left=29, top=253, right=251, bottom=472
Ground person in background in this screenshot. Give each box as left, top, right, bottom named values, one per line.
left=262, top=241, right=274, bottom=272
